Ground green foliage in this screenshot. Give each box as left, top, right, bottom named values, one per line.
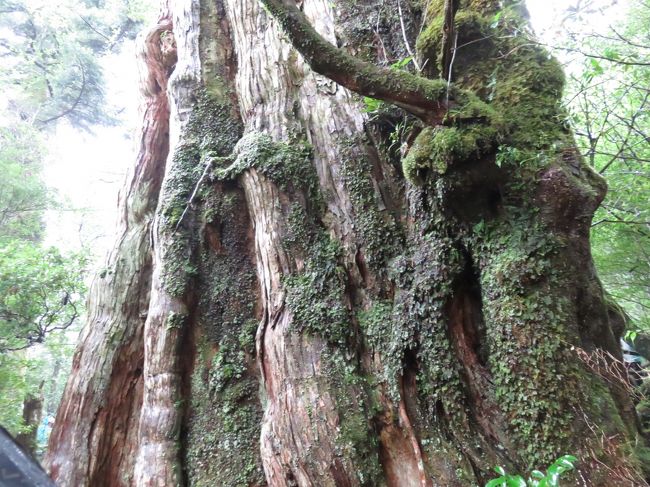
left=0, top=0, right=118, bottom=440
left=0, top=333, right=75, bottom=437
left=563, top=0, right=650, bottom=333
left=362, top=96, right=382, bottom=113
left=0, top=241, right=87, bottom=352
left=485, top=455, right=577, bottom=487
left=0, top=0, right=154, bottom=130
left=0, top=124, right=49, bottom=240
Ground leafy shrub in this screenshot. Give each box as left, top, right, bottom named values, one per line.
left=485, top=455, right=577, bottom=487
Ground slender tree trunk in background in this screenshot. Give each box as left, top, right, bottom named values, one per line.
left=16, top=382, right=43, bottom=455
left=46, top=0, right=648, bottom=486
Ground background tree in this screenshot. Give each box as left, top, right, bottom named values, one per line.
left=0, top=0, right=153, bottom=452
left=559, top=0, right=650, bottom=335
left=45, top=0, right=649, bottom=485
left=0, top=0, right=151, bottom=129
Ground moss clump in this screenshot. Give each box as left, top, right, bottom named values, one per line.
left=327, top=351, right=385, bottom=486
left=409, top=0, right=571, bottom=186
left=415, top=14, right=445, bottom=70
left=214, top=131, right=320, bottom=204
left=490, top=48, right=568, bottom=150
left=469, top=215, right=578, bottom=467
left=284, top=236, right=350, bottom=345
left=357, top=300, right=393, bottom=351
left=416, top=8, right=490, bottom=75
left=185, top=184, right=263, bottom=486
left=184, top=338, right=264, bottom=487
left=402, top=121, right=498, bottom=183
left=166, top=311, right=187, bottom=330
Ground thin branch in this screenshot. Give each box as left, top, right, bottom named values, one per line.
left=396, top=0, right=421, bottom=71
left=446, top=31, right=458, bottom=105
left=592, top=219, right=650, bottom=227
left=609, top=27, right=650, bottom=51
left=35, top=59, right=86, bottom=125
left=554, top=45, right=650, bottom=66
left=76, top=14, right=112, bottom=43
left=173, top=158, right=214, bottom=233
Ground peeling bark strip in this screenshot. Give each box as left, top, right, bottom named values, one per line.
left=47, top=0, right=648, bottom=485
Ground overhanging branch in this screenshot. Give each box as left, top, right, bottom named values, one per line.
left=259, top=0, right=454, bottom=125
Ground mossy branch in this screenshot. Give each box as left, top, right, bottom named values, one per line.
left=259, top=0, right=456, bottom=125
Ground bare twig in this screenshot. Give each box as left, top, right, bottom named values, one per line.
left=173, top=159, right=213, bottom=233
left=36, top=59, right=87, bottom=126
left=396, top=0, right=421, bottom=71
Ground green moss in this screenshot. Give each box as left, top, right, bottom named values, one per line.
left=338, top=136, right=403, bottom=270
left=408, top=0, right=571, bottom=187
left=184, top=185, right=263, bottom=486
left=166, top=311, right=187, bottom=330
left=284, top=236, right=350, bottom=344
left=324, top=349, right=384, bottom=486
left=402, top=122, right=497, bottom=183
left=469, top=215, right=579, bottom=467
left=159, top=91, right=243, bottom=297
left=416, top=8, right=490, bottom=75
left=415, top=14, right=445, bottom=69
left=238, top=319, right=258, bottom=355
left=214, top=132, right=321, bottom=204
left=184, top=337, right=264, bottom=487
left=357, top=300, right=393, bottom=350
left=173, top=89, right=264, bottom=485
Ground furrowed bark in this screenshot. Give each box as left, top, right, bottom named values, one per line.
left=44, top=15, right=175, bottom=486
left=133, top=1, right=199, bottom=483
left=225, top=0, right=375, bottom=482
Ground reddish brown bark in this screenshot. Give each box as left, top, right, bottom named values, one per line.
left=45, top=0, right=647, bottom=485
left=45, top=16, right=176, bottom=486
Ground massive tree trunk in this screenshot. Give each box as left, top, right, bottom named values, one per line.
left=46, top=0, right=648, bottom=485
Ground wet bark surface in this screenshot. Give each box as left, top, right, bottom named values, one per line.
left=46, top=0, right=648, bottom=486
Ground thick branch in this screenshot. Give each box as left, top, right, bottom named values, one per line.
left=259, top=0, right=452, bottom=124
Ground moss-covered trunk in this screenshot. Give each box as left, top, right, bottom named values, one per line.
left=46, top=0, right=647, bottom=485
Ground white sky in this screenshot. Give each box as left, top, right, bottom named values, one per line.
left=44, top=41, right=140, bottom=257
left=42, top=0, right=629, bottom=263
